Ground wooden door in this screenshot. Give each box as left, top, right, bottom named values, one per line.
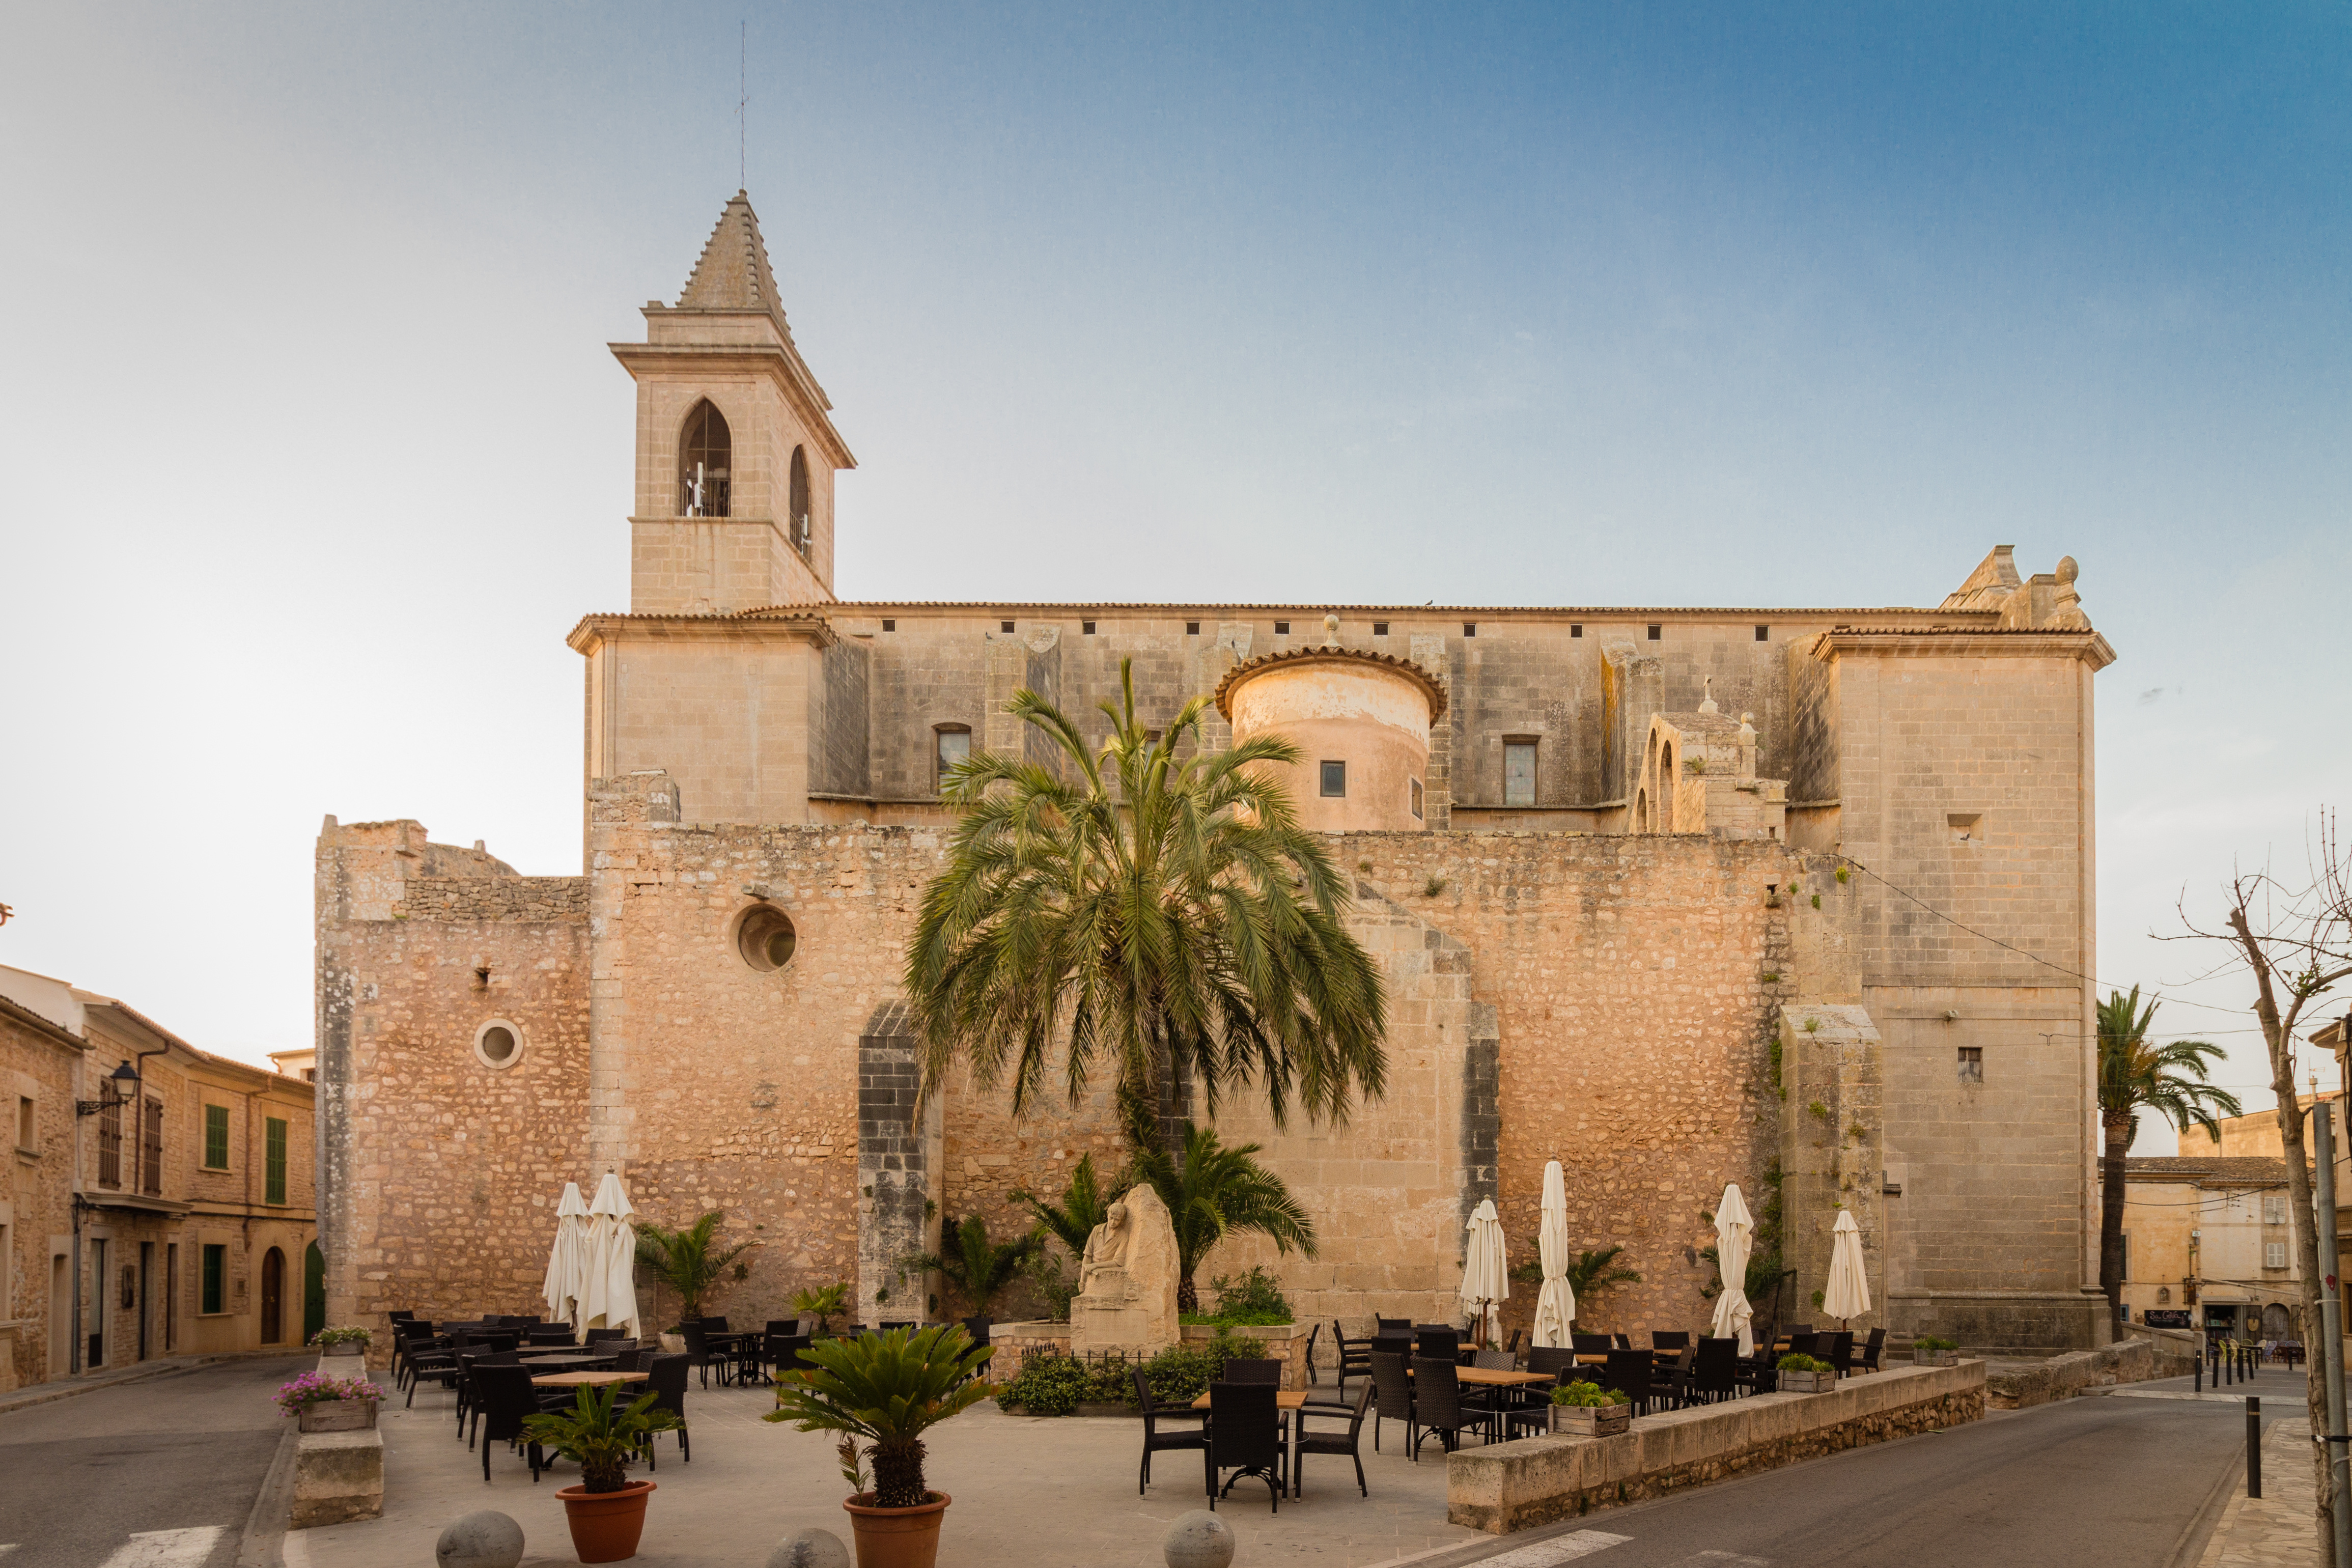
left=261, top=1247, right=285, bottom=1345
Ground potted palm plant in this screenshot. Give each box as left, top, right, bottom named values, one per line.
left=635, top=1210, right=754, bottom=1343
left=792, top=1281, right=852, bottom=1335
left=522, top=1384, right=683, bottom=1564
left=766, top=1324, right=994, bottom=1568
left=899, top=1214, right=1039, bottom=1319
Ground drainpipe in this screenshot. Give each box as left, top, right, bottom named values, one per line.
left=2315, top=1101, right=2349, bottom=1568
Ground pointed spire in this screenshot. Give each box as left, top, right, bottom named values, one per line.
left=676, top=190, right=794, bottom=341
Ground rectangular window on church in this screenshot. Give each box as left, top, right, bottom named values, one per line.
left=1372, top=622, right=1388, bottom=636
left=1647, top=624, right=1662, bottom=640
left=1571, top=624, right=1582, bottom=637
left=934, top=728, right=971, bottom=790
left=1755, top=624, right=1770, bottom=641
left=1504, top=741, right=1537, bottom=807
left=1082, top=621, right=1095, bottom=635
left=1320, top=761, right=1347, bottom=797
left=1187, top=622, right=1200, bottom=636
left=1274, top=621, right=1289, bottom=635
left=1957, top=1047, right=1983, bottom=1084
left=1410, top=778, right=1424, bottom=819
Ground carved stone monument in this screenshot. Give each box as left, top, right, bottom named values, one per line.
left=1071, top=1183, right=1181, bottom=1359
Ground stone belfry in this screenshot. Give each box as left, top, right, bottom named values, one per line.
left=611, top=192, right=855, bottom=612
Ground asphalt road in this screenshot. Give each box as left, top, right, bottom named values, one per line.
left=0, top=1355, right=310, bottom=1568
left=1418, top=1369, right=2309, bottom=1568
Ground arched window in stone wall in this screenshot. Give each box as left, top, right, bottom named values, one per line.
left=680, top=400, right=732, bottom=517
left=789, top=444, right=811, bottom=555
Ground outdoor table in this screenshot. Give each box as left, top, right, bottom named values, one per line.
left=531, top=1370, right=650, bottom=1388
left=518, top=1353, right=603, bottom=1369
left=1193, top=1388, right=1309, bottom=1500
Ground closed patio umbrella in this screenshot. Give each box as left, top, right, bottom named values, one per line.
left=1532, top=1160, right=1576, bottom=1349
left=579, top=1171, right=641, bottom=1341
left=1824, top=1209, right=1871, bottom=1326
left=1709, top=1183, right=1755, bottom=1356
left=1461, top=1198, right=1508, bottom=1347
left=542, top=1181, right=590, bottom=1326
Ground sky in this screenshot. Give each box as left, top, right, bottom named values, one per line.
left=0, top=3, right=2345, bottom=1150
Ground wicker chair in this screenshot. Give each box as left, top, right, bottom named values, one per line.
left=1291, top=1379, right=1374, bottom=1499
left=1134, top=1368, right=1207, bottom=1494
left=1204, top=1382, right=1284, bottom=1512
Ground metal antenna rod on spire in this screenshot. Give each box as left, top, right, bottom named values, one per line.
left=739, top=20, right=747, bottom=190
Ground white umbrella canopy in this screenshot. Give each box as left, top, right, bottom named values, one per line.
left=1709, top=1183, right=1755, bottom=1355
left=1824, top=1209, right=1872, bottom=1325
left=542, top=1181, right=590, bottom=1326
left=1461, top=1198, right=1509, bottom=1347
left=579, top=1171, right=641, bottom=1341
left=1532, top=1161, right=1576, bottom=1349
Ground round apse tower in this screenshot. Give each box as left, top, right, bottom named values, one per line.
left=1213, top=618, right=1447, bottom=833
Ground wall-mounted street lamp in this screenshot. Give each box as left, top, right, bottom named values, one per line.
left=75, top=1060, right=142, bottom=1117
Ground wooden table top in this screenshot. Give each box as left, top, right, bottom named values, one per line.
left=532, top=1370, right=649, bottom=1388
left=518, top=1353, right=604, bottom=1366
left=1458, top=1367, right=1556, bottom=1387
left=1191, top=1389, right=1310, bottom=1410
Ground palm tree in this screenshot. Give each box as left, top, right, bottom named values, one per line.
left=1566, top=1245, right=1643, bottom=1302
left=1012, top=1153, right=1130, bottom=1254
left=634, top=1211, right=755, bottom=1327
left=901, top=1214, right=1041, bottom=1317
left=1134, top=1121, right=1317, bottom=1314
left=2099, top=986, right=2238, bottom=1317
left=903, top=661, right=1388, bottom=1160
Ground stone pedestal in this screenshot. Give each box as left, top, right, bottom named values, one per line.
left=1071, top=1185, right=1180, bottom=1360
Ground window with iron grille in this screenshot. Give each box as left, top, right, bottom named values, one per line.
left=98, top=1098, right=121, bottom=1188
left=266, top=1117, right=288, bottom=1206
left=202, top=1243, right=226, bottom=1314
left=142, top=1098, right=163, bottom=1195
left=204, top=1104, right=230, bottom=1170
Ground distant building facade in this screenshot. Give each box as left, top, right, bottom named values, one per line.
left=2114, top=1155, right=2306, bottom=1341
left=0, top=966, right=319, bottom=1388
left=316, top=193, right=2120, bottom=1355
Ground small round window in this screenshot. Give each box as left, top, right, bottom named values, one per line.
left=737, top=905, right=798, bottom=972
left=472, top=1019, right=526, bottom=1070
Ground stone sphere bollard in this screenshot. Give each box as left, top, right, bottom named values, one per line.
left=435, top=1511, right=524, bottom=1568
left=1163, top=1509, right=1236, bottom=1568
left=766, top=1528, right=851, bottom=1568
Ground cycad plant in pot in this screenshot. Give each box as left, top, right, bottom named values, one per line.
left=521, top=1384, right=683, bottom=1564
left=766, top=1324, right=994, bottom=1568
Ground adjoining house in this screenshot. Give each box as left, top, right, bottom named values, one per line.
left=0, top=965, right=318, bottom=1389
left=2114, top=1155, right=2306, bottom=1341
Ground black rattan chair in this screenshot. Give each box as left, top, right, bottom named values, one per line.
left=1223, top=1358, right=1282, bottom=1384
left=470, top=1366, right=549, bottom=1483
left=1655, top=1344, right=1698, bottom=1410
left=682, top=1323, right=721, bottom=1389
left=1820, top=1331, right=1854, bottom=1379
left=1135, top=1368, right=1207, bottom=1494
left=1602, top=1349, right=1652, bottom=1416
left=1376, top=1316, right=1413, bottom=1333
left=1859, top=1328, right=1885, bottom=1374
left=1292, top=1379, right=1374, bottom=1499
left=1415, top=1327, right=1461, bottom=1364
left=1369, top=1350, right=1413, bottom=1454
left=1571, top=1333, right=1613, bottom=1358
left=1652, top=1329, right=1691, bottom=1352
left=1302, top=1323, right=1321, bottom=1385
left=1409, top=1356, right=1482, bottom=1458
left=641, top=1353, right=691, bottom=1469
left=1692, top=1337, right=1740, bottom=1404
left=1525, top=1346, right=1577, bottom=1383
left=1205, top=1382, right=1283, bottom=1512
left=1332, top=1321, right=1374, bottom=1395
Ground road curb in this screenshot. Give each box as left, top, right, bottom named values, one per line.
left=0, top=1354, right=246, bottom=1417
left=238, top=1422, right=302, bottom=1568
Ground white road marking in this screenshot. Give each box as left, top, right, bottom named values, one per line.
left=95, top=1527, right=225, bottom=1568
left=1679, top=1555, right=1770, bottom=1566
left=1475, top=1530, right=1636, bottom=1565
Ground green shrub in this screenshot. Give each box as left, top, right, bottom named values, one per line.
left=1210, top=1265, right=1292, bottom=1323
left=1550, top=1382, right=1629, bottom=1407
left=1776, top=1352, right=1830, bottom=1373
left=1914, top=1336, right=1958, bottom=1353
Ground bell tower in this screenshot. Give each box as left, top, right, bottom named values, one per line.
left=610, top=192, right=855, bottom=611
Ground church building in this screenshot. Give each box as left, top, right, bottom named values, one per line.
left=314, top=193, right=2118, bottom=1354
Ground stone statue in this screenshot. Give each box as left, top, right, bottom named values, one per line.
left=1071, top=1184, right=1181, bottom=1359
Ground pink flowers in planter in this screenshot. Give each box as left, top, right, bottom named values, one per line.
left=274, top=1370, right=382, bottom=1417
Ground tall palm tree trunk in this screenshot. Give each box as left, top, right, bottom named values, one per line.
left=2098, top=1109, right=2134, bottom=1317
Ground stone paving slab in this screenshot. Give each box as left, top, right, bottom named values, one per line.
left=284, top=1376, right=1483, bottom=1568
left=2197, top=1418, right=2321, bottom=1568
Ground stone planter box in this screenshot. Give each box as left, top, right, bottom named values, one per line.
left=1777, top=1368, right=1834, bottom=1393
left=1548, top=1403, right=1630, bottom=1437
left=296, top=1398, right=379, bottom=1434
left=1912, top=1351, right=1958, bottom=1367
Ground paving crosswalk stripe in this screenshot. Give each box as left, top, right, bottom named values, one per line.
left=1467, top=1529, right=1636, bottom=1566
left=94, top=1526, right=226, bottom=1568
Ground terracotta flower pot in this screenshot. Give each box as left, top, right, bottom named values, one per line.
left=842, top=1491, right=950, bottom=1568
left=556, top=1479, right=656, bottom=1564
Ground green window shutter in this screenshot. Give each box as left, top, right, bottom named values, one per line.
left=265, top=1118, right=288, bottom=1205
left=202, top=1244, right=225, bottom=1314
left=204, top=1105, right=230, bottom=1169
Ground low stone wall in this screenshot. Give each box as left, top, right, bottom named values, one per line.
left=291, top=1352, right=384, bottom=1528
left=1447, top=1361, right=1985, bottom=1534
left=1984, top=1336, right=2172, bottom=1409
left=990, top=1320, right=1317, bottom=1389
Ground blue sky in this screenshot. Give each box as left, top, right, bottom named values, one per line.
left=1, top=4, right=2344, bottom=1140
